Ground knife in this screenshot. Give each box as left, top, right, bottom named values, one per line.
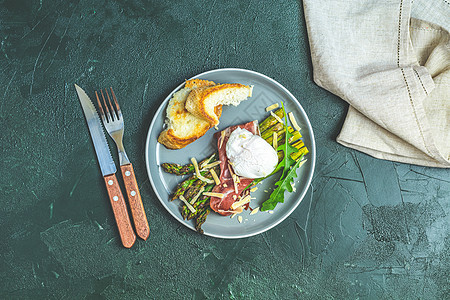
left=75, top=84, right=136, bottom=248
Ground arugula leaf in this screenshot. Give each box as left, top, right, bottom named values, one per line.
left=261, top=154, right=304, bottom=211
left=260, top=102, right=304, bottom=211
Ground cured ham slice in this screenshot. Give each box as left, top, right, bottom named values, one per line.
left=209, top=121, right=259, bottom=216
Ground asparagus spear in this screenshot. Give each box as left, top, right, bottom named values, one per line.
left=161, top=163, right=195, bottom=176
left=269, top=125, right=300, bottom=144
left=277, top=140, right=305, bottom=161
left=195, top=208, right=211, bottom=234
left=180, top=182, right=205, bottom=219
left=259, top=108, right=284, bottom=133
left=181, top=171, right=217, bottom=219
left=184, top=180, right=206, bottom=200
left=182, top=192, right=212, bottom=220
left=291, top=140, right=309, bottom=161
left=265, top=124, right=286, bottom=145
left=261, top=122, right=284, bottom=141
left=161, top=155, right=218, bottom=176
left=171, top=174, right=197, bottom=201
left=289, top=130, right=302, bottom=143
left=185, top=185, right=214, bottom=220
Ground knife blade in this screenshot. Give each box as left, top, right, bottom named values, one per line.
left=75, top=84, right=136, bottom=248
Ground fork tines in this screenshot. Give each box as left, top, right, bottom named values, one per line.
left=95, top=87, right=122, bottom=123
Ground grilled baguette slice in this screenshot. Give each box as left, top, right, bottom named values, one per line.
left=185, top=79, right=215, bottom=89
left=185, top=83, right=253, bottom=126
left=158, top=79, right=221, bottom=149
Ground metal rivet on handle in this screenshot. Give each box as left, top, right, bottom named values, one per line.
left=113, top=196, right=118, bottom=201
left=125, top=171, right=131, bottom=176
left=130, top=191, right=136, bottom=196
left=108, top=180, right=113, bottom=185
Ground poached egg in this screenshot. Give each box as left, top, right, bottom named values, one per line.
left=226, top=128, right=278, bottom=178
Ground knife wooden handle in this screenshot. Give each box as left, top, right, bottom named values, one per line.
left=120, top=164, right=150, bottom=240
left=103, top=174, right=136, bottom=248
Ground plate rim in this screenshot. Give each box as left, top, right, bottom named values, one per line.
left=145, top=68, right=316, bottom=239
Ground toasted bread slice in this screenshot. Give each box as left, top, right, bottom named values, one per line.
left=158, top=79, right=221, bottom=149
left=185, top=78, right=215, bottom=89
left=185, top=83, right=253, bottom=126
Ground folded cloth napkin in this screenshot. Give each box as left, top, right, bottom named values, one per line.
left=303, top=0, right=450, bottom=168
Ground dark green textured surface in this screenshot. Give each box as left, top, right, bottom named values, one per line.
left=1, top=0, right=449, bottom=299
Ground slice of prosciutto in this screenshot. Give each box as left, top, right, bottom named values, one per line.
left=209, top=120, right=259, bottom=216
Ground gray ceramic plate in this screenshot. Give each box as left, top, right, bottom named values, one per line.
left=145, top=68, right=316, bottom=239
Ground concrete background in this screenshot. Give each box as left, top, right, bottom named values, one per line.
left=1, top=0, right=448, bottom=299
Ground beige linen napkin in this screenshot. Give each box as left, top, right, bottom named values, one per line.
left=303, top=0, right=450, bottom=168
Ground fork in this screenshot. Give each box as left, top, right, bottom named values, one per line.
left=96, top=88, right=150, bottom=240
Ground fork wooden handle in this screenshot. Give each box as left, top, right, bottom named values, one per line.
left=120, top=164, right=150, bottom=240
left=103, top=174, right=136, bottom=248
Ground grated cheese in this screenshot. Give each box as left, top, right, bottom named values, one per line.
left=232, top=174, right=239, bottom=194
left=298, top=158, right=307, bottom=168
left=219, top=130, right=226, bottom=149
left=201, top=161, right=221, bottom=170
left=230, top=207, right=244, bottom=219
left=237, top=216, right=243, bottom=223
left=190, top=186, right=205, bottom=205
left=234, top=174, right=240, bottom=183
left=179, top=195, right=196, bottom=213
left=234, top=207, right=244, bottom=213
left=288, top=112, right=301, bottom=131
left=270, top=110, right=284, bottom=124
left=203, top=192, right=224, bottom=198
left=232, top=195, right=237, bottom=200
left=200, top=153, right=215, bottom=169
left=210, top=169, right=221, bottom=185
left=223, top=183, right=228, bottom=187
left=273, top=132, right=278, bottom=149
left=250, top=207, right=259, bottom=215
left=290, top=181, right=297, bottom=193
left=227, top=163, right=235, bottom=176
left=250, top=186, right=258, bottom=192
left=265, top=103, right=279, bottom=112
left=231, top=195, right=251, bottom=210
left=191, top=157, right=214, bottom=184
